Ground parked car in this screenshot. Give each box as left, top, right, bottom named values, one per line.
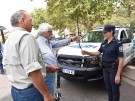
left=57, top=26, right=135, bottom=81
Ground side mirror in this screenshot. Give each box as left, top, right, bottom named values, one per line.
left=121, top=38, right=131, bottom=44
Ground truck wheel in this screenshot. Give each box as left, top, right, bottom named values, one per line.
left=131, top=58, right=135, bottom=65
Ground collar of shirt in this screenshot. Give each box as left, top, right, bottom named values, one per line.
left=38, top=36, right=49, bottom=44
left=12, top=27, right=26, bottom=32
left=104, top=37, right=116, bottom=44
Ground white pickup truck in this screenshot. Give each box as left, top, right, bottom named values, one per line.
left=57, top=26, right=135, bottom=81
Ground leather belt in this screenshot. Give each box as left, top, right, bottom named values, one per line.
left=102, top=61, right=116, bottom=68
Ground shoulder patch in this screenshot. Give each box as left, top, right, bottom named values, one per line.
left=119, top=46, right=123, bottom=52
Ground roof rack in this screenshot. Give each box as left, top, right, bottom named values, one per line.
left=115, top=25, right=124, bottom=28
left=94, top=25, right=124, bottom=30
left=94, top=26, right=104, bottom=30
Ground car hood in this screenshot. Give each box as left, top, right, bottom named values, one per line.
left=58, top=42, right=101, bottom=56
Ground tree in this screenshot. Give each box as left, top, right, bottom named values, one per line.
left=46, top=0, right=128, bottom=32
left=31, top=0, right=129, bottom=33
left=31, top=8, right=47, bottom=29
left=115, top=0, right=135, bottom=31
left=93, top=0, right=135, bottom=32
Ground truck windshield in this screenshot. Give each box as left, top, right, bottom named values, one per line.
left=81, top=31, right=104, bottom=42
left=80, top=30, right=119, bottom=43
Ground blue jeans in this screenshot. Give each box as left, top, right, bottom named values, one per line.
left=11, top=85, right=44, bottom=101
left=103, top=67, right=120, bottom=101
left=44, top=73, right=56, bottom=95
left=0, top=58, right=4, bottom=73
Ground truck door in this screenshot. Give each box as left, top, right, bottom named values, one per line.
left=120, top=30, right=132, bottom=66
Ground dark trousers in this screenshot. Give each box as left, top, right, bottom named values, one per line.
left=103, top=67, right=120, bottom=101
left=11, top=85, right=44, bottom=101
left=0, top=58, right=4, bottom=73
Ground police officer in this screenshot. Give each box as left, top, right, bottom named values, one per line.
left=82, top=25, right=124, bottom=101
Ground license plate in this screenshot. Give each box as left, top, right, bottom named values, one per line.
left=62, top=68, right=75, bottom=75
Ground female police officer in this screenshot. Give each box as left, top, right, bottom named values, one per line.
left=82, top=25, right=124, bottom=101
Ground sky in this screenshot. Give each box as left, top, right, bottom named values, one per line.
left=0, top=0, right=46, bottom=30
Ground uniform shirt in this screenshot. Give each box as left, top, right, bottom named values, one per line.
left=98, top=38, right=123, bottom=63
left=4, top=27, right=46, bottom=89
left=37, top=36, right=69, bottom=66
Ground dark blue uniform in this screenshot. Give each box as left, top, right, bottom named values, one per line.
left=0, top=43, right=4, bottom=74
left=98, top=38, right=123, bottom=101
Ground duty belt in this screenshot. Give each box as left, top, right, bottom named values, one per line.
left=102, top=61, right=117, bottom=68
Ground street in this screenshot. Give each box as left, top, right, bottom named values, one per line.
left=0, top=65, right=135, bottom=101
left=59, top=78, right=107, bottom=101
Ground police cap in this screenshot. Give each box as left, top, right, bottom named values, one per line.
left=103, top=25, right=115, bottom=32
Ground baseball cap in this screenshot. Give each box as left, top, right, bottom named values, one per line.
left=103, top=25, right=115, bottom=32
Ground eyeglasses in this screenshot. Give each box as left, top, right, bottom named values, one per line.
left=48, top=31, right=53, bottom=35
left=48, top=31, right=52, bottom=33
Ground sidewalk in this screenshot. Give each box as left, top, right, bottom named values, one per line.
left=121, top=65, right=135, bottom=86
left=121, top=65, right=135, bottom=101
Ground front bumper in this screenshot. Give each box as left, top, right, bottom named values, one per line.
left=58, top=64, right=103, bottom=81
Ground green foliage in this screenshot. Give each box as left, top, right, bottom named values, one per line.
left=31, top=0, right=130, bottom=33
left=93, top=0, right=135, bottom=29
left=46, top=0, right=119, bottom=32
left=31, top=8, right=47, bottom=29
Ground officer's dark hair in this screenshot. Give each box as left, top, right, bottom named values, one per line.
left=112, top=30, right=115, bottom=36
left=10, top=10, right=27, bottom=27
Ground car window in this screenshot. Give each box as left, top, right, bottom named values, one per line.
left=81, top=31, right=104, bottom=42
left=120, top=30, right=127, bottom=41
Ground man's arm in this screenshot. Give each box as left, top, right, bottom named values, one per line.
left=29, top=70, right=54, bottom=101
left=51, top=36, right=80, bottom=48
left=50, top=39, right=69, bottom=48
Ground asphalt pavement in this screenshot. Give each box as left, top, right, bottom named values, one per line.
left=0, top=65, right=135, bottom=101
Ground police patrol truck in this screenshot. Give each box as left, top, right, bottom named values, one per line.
left=57, top=26, right=135, bottom=81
